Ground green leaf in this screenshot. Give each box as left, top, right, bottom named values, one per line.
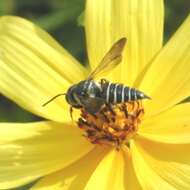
left=33, top=0, right=85, bottom=31
left=77, top=11, right=84, bottom=27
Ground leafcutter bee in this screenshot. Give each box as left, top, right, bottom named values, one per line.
left=43, top=38, right=150, bottom=116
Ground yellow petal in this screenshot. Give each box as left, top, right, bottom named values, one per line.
left=0, top=16, right=87, bottom=122
left=84, top=148, right=142, bottom=190
left=84, top=149, right=125, bottom=190
left=122, top=147, right=143, bottom=190
left=32, top=147, right=142, bottom=190
left=30, top=146, right=109, bottom=190
left=0, top=121, right=93, bottom=189
left=131, top=140, right=178, bottom=190
left=133, top=138, right=190, bottom=190
left=139, top=103, right=190, bottom=144
left=85, top=0, right=164, bottom=85
left=140, top=15, right=190, bottom=116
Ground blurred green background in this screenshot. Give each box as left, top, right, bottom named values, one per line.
left=0, top=0, right=189, bottom=189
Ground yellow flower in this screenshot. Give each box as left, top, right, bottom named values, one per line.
left=0, top=0, right=190, bottom=190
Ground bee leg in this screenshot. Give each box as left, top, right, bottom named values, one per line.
left=100, top=78, right=108, bottom=85
left=70, top=106, right=74, bottom=121
left=137, top=100, right=142, bottom=109
left=99, top=109, right=110, bottom=123
left=105, top=103, right=116, bottom=116
left=120, top=104, right=128, bottom=118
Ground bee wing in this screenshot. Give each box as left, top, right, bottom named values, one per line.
left=79, top=96, right=105, bottom=114
left=87, top=37, right=127, bottom=80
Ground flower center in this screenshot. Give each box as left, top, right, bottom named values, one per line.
left=77, top=101, right=144, bottom=149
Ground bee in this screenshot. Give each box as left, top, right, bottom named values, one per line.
left=43, top=38, right=150, bottom=116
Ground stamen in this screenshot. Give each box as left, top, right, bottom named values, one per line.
left=77, top=101, right=144, bottom=149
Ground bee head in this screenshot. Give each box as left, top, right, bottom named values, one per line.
left=65, top=84, right=79, bottom=107
left=65, top=81, right=88, bottom=107
left=65, top=80, right=101, bottom=109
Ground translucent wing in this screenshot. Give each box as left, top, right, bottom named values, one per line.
left=79, top=96, right=105, bottom=114
left=87, top=37, right=127, bottom=80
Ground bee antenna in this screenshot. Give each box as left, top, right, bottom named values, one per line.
left=42, top=93, right=66, bottom=107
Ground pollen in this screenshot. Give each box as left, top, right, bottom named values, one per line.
left=78, top=101, right=144, bottom=149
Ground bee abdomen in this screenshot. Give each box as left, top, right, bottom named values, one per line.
left=102, top=82, right=149, bottom=104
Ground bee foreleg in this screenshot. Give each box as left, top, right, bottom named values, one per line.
left=70, top=106, right=74, bottom=121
